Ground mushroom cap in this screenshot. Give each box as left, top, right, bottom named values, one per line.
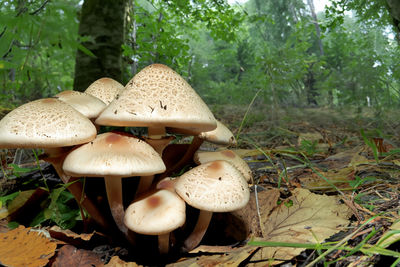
left=95, top=64, right=217, bottom=134
left=62, top=132, right=166, bottom=177
left=54, top=90, right=106, bottom=119
left=0, top=98, right=97, bottom=148
left=198, top=120, right=236, bottom=145
left=194, top=150, right=252, bottom=183
left=124, top=189, right=186, bottom=235
left=85, top=78, right=124, bottom=105
left=175, top=160, right=250, bottom=212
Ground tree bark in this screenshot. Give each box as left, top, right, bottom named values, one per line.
left=73, top=0, right=128, bottom=92
left=386, top=0, right=400, bottom=40
left=307, top=0, right=324, bottom=56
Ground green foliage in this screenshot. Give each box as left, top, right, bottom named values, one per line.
left=0, top=0, right=399, bottom=113
left=0, top=0, right=81, bottom=106
left=31, top=185, right=81, bottom=229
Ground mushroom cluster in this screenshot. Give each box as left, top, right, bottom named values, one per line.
left=0, top=64, right=252, bottom=254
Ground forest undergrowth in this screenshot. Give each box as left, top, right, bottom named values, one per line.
left=1, top=105, right=400, bottom=266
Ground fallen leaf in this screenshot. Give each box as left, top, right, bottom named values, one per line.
left=167, top=246, right=257, bottom=267
left=0, top=225, right=57, bottom=267
left=48, top=225, right=96, bottom=246
left=249, top=188, right=351, bottom=265
left=105, top=256, right=141, bottom=267
left=52, top=245, right=104, bottom=267
left=297, top=132, right=323, bottom=146
left=230, top=188, right=280, bottom=237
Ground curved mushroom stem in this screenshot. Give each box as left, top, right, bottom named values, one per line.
left=104, top=176, right=127, bottom=235
left=135, top=135, right=174, bottom=197
left=45, top=149, right=109, bottom=230
left=135, top=175, right=155, bottom=197
left=158, top=233, right=170, bottom=254
left=161, top=136, right=204, bottom=179
left=182, top=210, right=213, bottom=252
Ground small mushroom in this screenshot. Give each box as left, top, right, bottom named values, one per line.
left=62, top=132, right=166, bottom=237
left=54, top=90, right=106, bottom=119
left=124, top=189, right=185, bottom=254
left=85, top=77, right=125, bottom=105
left=174, top=160, right=249, bottom=252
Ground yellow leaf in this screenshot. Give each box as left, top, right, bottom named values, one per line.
left=0, top=225, right=57, bottom=267
left=249, top=188, right=351, bottom=265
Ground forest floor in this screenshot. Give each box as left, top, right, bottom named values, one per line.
left=0, top=105, right=400, bottom=266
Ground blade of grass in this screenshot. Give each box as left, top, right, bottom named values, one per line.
left=235, top=88, right=262, bottom=142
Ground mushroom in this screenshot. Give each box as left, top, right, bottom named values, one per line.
left=124, top=189, right=185, bottom=254
left=0, top=98, right=108, bottom=229
left=95, top=64, right=217, bottom=193
left=174, top=160, right=249, bottom=252
left=85, top=77, right=125, bottom=105
left=54, top=90, right=106, bottom=119
left=62, top=132, right=166, bottom=237
left=194, top=149, right=253, bottom=183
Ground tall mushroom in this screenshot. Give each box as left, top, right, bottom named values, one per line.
left=95, top=64, right=217, bottom=193
left=0, top=98, right=108, bottom=229
left=174, top=160, right=250, bottom=252
left=62, top=132, right=166, bottom=236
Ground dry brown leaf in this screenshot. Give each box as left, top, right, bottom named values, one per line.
left=230, top=188, right=280, bottom=237
left=105, top=256, right=142, bottom=267
left=0, top=225, right=57, bottom=267
left=52, top=245, right=104, bottom=267
left=48, top=225, right=99, bottom=247
left=297, top=132, right=323, bottom=146
left=249, top=188, right=351, bottom=265
left=49, top=226, right=95, bottom=241
left=167, top=246, right=257, bottom=267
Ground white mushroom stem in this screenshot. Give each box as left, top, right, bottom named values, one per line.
left=183, top=210, right=213, bottom=252
left=135, top=135, right=174, bottom=197
left=135, top=175, right=155, bottom=197
left=104, top=176, right=127, bottom=235
left=147, top=127, right=167, bottom=141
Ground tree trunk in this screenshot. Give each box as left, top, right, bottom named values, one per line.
left=307, top=0, right=324, bottom=56
left=73, top=0, right=128, bottom=92
left=386, top=0, right=400, bottom=40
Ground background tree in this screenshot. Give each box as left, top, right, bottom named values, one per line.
left=73, top=0, right=128, bottom=91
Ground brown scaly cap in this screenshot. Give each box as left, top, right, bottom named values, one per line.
left=85, top=78, right=124, bottom=105
left=54, top=90, right=106, bottom=119
left=0, top=98, right=96, bottom=148
left=96, top=64, right=217, bottom=134
left=175, top=160, right=250, bottom=212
